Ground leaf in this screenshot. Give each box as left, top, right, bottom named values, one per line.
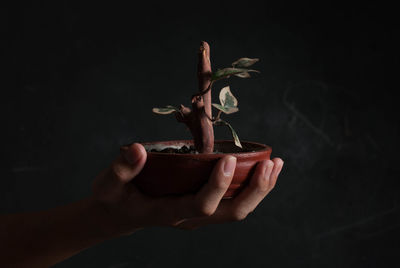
left=214, top=120, right=242, bottom=148
left=211, top=68, right=259, bottom=81
left=152, top=105, right=179, bottom=115
left=232, top=58, right=259, bottom=68
left=234, top=72, right=251, bottom=78
left=219, top=86, right=238, bottom=107
left=212, top=103, right=239, bottom=114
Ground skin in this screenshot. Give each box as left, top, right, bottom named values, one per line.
left=0, top=143, right=284, bottom=267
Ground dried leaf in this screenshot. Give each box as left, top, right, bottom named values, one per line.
left=214, top=119, right=242, bottom=148
left=219, top=86, right=238, bottom=107
left=232, top=58, right=259, bottom=68
left=152, top=105, right=179, bottom=115
left=212, top=103, right=239, bottom=114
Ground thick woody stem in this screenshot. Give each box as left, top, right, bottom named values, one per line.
left=174, top=42, right=214, bottom=153
left=191, top=41, right=214, bottom=153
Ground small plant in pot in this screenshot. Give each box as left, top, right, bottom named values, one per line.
left=134, top=41, right=272, bottom=198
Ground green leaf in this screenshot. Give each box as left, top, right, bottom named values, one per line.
left=214, top=120, right=242, bottom=148
left=219, top=86, right=238, bottom=107
left=211, top=68, right=259, bottom=81
left=232, top=58, right=259, bottom=68
left=152, top=105, right=179, bottom=115
left=212, top=103, right=239, bottom=114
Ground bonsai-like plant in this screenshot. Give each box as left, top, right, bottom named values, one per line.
left=152, top=41, right=259, bottom=153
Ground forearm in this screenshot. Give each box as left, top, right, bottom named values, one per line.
left=0, top=197, right=119, bottom=267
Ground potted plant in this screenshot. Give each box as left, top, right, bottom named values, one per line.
left=133, top=41, right=272, bottom=198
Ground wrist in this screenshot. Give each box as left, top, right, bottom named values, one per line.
left=86, top=196, right=140, bottom=238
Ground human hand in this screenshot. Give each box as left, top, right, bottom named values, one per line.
left=91, top=143, right=284, bottom=236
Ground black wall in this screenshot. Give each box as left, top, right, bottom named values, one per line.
left=2, top=2, right=399, bottom=267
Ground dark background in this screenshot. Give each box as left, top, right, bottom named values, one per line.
left=2, top=1, right=399, bottom=267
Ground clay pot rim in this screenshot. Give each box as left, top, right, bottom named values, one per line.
left=139, top=139, right=271, bottom=159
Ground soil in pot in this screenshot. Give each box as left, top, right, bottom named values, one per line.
left=146, top=142, right=255, bottom=154
left=150, top=145, right=197, bottom=154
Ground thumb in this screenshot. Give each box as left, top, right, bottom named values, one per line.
left=111, top=143, right=147, bottom=183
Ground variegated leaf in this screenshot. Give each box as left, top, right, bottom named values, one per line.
left=212, top=68, right=259, bottom=81
left=214, top=119, right=242, bottom=148
left=212, top=103, right=239, bottom=114
left=232, top=58, right=259, bottom=68
left=152, top=105, right=179, bottom=115
left=234, top=72, right=251, bottom=78
left=219, top=86, right=238, bottom=108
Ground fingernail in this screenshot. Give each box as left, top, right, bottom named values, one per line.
left=120, top=143, right=143, bottom=165
left=263, top=160, right=274, bottom=180
left=223, top=156, right=237, bottom=176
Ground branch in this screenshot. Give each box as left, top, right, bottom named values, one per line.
left=191, top=81, right=213, bottom=100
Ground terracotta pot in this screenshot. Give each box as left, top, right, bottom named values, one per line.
left=134, top=140, right=272, bottom=198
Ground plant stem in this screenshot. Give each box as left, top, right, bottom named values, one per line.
left=175, top=41, right=214, bottom=153
left=191, top=41, right=214, bottom=153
